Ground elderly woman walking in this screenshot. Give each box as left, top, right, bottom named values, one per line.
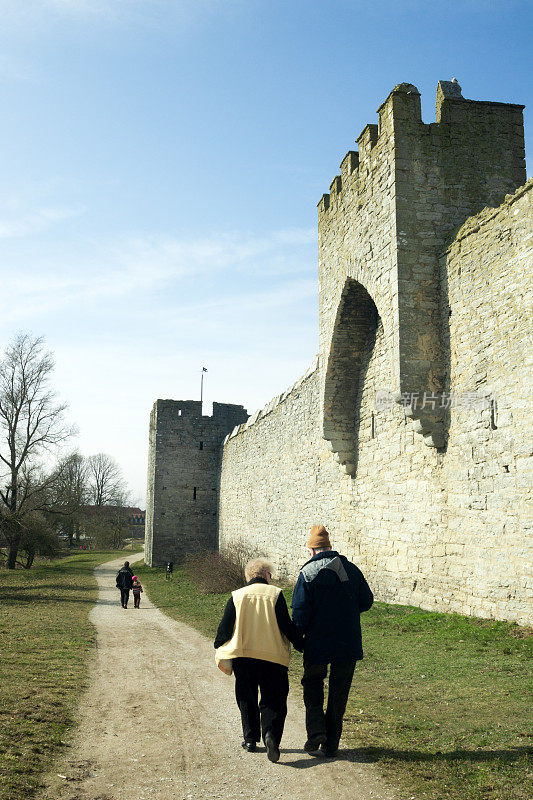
left=214, top=558, right=303, bottom=763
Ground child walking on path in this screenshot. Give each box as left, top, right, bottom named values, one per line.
left=132, top=576, right=143, bottom=608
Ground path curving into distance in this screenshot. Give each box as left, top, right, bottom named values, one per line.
left=43, top=554, right=396, bottom=800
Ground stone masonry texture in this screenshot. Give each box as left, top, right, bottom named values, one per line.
left=146, top=81, right=532, bottom=625
left=145, top=400, right=248, bottom=565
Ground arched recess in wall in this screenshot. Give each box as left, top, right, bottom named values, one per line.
left=323, top=278, right=379, bottom=476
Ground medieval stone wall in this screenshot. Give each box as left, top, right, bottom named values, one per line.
left=438, top=180, right=533, bottom=621
left=147, top=81, right=532, bottom=624
left=219, top=176, right=533, bottom=626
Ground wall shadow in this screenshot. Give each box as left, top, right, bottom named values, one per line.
left=323, top=278, right=380, bottom=477
left=437, top=229, right=454, bottom=451
left=2, top=592, right=104, bottom=605
left=351, top=317, right=380, bottom=477
left=340, top=745, right=531, bottom=764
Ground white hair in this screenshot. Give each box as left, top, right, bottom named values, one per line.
left=244, top=558, right=273, bottom=582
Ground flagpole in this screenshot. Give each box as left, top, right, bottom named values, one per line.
left=200, top=367, right=207, bottom=413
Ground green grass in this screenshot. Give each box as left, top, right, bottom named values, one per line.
left=137, top=561, right=533, bottom=800
left=0, top=550, right=130, bottom=800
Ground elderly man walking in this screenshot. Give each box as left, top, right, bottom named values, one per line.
left=292, top=525, right=373, bottom=758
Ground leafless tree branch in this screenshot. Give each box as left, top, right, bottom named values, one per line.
left=0, top=333, right=75, bottom=567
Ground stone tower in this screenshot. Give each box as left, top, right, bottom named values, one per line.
left=319, top=80, right=526, bottom=472
left=145, top=400, right=248, bottom=566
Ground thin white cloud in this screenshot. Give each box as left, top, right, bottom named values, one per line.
left=1, top=221, right=318, bottom=507
left=0, top=0, right=243, bottom=26
left=152, top=278, right=318, bottom=328
left=0, top=227, right=316, bottom=323
left=48, top=263, right=318, bottom=504
left=0, top=204, right=84, bottom=238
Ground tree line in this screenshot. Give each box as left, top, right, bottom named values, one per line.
left=0, top=333, right=135, bottom=569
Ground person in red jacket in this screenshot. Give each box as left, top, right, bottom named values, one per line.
left=131, top=575, right=143, bottom=608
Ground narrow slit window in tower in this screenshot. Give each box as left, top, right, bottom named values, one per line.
left=193, top=487, right=197, bottom=500
left=490, top=398, right=498, bottom=430
left=199, top=441, right=203, bottom=450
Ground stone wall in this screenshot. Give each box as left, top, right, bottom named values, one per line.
left=148, top=81, right=532, bottom=624
left=438, top=180, right=533, bottom=621
left=219, top=360, right=332, bottom=578
left=218, top=84, right=532, bottom=626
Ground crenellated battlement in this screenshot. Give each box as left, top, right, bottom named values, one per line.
left=318, top=80, right=525, bottom=219
left=317, top=84, right=419, bottom=217
left=329, top=174, right=342, bottom=197
left=340, top=150, right=358, bottom=179
left=356, top=122, right=379, bottom=152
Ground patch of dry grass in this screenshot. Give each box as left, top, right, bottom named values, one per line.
left=0, top=551, right=127, bottom=800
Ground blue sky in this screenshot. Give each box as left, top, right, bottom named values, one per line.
left=0, top=0, right=531, bottom=503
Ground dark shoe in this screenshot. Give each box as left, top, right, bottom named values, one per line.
left=265, top=732, right=280, bottom=763
left=321, top=742, right=338, bottom=757
left=304, top=733, right=327, bottom=755
left=241, top=741, right=256, bottom=752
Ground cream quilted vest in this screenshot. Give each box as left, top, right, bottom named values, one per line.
left=215, top=583, right=291, bottom=675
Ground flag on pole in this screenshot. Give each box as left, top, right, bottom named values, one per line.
left=200, top=367, right=207, bottom=405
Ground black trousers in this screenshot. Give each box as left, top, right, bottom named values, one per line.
left=120, top=588, right=130, bottom=607
left=232, top=657, right=289, bottom=746
left=301, top=659, right=356, bottom=750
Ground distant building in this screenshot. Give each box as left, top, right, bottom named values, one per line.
left=82, top=506, right=145, bottom=538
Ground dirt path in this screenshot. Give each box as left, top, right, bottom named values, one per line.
left=44, top=555, right=397, bottom=800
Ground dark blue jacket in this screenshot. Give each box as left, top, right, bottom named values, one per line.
left=291, top=551, right=373, bottom=664
left=116, top=566, right=133, bottom=590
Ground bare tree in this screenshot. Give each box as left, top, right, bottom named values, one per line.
left=87, top=453, right=125, bottom=507
left=85, top=502, right=130, bottom=550
left=0, top=334, right=73, bottom=568
left=83, top=465, right=131, bottom=549
left=51, top=451, right=88, bottom=546
left=18, top=510, right=61, bottom=569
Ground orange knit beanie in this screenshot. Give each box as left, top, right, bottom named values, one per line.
left=307, top=524, right=332, bottom=549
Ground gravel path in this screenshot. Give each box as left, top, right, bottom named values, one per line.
left=43, top=554, right=397, bottom=800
